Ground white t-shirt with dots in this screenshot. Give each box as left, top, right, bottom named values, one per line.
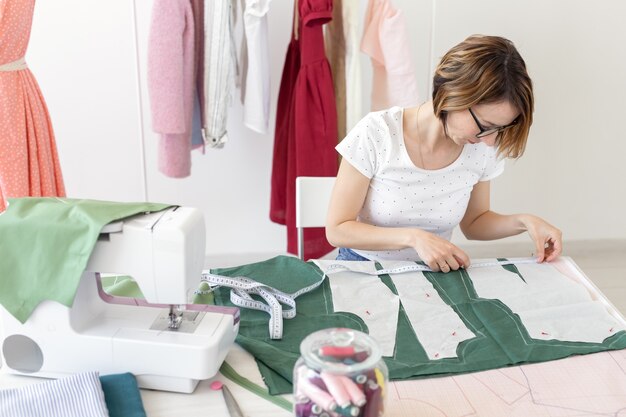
left=336, top=106, right=505, bottom=261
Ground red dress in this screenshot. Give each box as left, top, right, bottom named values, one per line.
left=270, top=0, right=337, bottom=259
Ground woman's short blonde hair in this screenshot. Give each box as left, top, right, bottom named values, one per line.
left=432, top=35, right=534, bottom=159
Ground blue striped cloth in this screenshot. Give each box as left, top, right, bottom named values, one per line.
left=0, top=372, right=109, bottom=417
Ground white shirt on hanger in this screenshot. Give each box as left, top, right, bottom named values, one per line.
left=204, top=0, right=236, bottom=148
left=239, top=0, right=272, bottom=134
left=343, top=0, right=362, bottom=132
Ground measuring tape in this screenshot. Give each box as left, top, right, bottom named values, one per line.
left=201, top=257, right=538, bottom=339
left=200, top=272, right=328, bottom=339
left=322, top=256, right=539, bottom=276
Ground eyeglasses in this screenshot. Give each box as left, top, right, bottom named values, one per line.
left=468, top=107, right=518, bottom=139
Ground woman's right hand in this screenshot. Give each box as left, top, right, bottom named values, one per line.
left=410, top=229, right=470, bottom=272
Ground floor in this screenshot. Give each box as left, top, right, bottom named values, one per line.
left=206, top=239, right=626, bottom=315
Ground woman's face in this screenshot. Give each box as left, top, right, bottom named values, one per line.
left=444, top=100, right=519, bottom=147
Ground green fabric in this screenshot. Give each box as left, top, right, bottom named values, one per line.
left=210, top=256, right=367, bottom=394
left=210, top=256, right=626, bottom=395
left=220, top=362, right=292, bottom=412
left=0, top=198, right=171, bottom=322
left=100, top=276, right=146, bottom=298
left=102, top=275, right=215, bottom=305
left=99, top=373, right=147, bottom=417
left=498, top=257, right=525, bottom=282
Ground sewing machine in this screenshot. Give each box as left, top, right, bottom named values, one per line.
left=0, top=206, right=239, bottom=393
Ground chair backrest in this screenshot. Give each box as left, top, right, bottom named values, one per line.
left=295, top=176, right=336, bottom=260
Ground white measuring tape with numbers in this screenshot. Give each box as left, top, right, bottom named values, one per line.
left=200, top=272, right=328, bottom=339
left=322, top=256, right=539, bottom=276
left=200, top=257, right=538, bottom=339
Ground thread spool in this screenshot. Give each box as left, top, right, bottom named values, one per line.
left=294, top=329, right=388, bottom=417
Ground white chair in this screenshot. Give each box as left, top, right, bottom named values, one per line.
left=295, top=176, right=336, bottom=260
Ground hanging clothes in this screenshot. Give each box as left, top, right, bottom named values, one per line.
left=324, top=0, right=347, bottom=142
left=203, top=0, right=237, bottom=148
left=269, top=23, right=298, bottom=227
left=239, top=0, right=272, bottom=134
left=190, top=0, right=206, bottom=150
left=0, top=0, right=65, bottom=212
left=270, top=0, right=337, bottom=260
left=147, top=0, right=196, bottom=178
left=361, top=0, right=419, bottom=111
left=343, top=0, right=362, bottom=131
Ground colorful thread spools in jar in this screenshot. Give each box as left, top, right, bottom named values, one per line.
left=294, top=328, right=388, bottom=417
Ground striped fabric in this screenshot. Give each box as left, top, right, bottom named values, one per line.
left=203, top=0, right=236, bottom=148
left=0, top=372, right=109, bottom=417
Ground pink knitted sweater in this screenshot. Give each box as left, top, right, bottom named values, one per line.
left=147, top=0, right=195, bottom=178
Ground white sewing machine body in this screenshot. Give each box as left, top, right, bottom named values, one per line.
left=0, top=206, right=239, bottom=393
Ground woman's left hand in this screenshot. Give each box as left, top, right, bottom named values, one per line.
left=520, top=214, right=562, bottom=262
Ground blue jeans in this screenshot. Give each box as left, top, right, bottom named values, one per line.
left=336, top=247, right=370, bottom=261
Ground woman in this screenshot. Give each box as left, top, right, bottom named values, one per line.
left=326, top=35, right=562, bottom=271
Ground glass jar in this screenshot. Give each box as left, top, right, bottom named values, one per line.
left=293, top=328, right=388, bottom=417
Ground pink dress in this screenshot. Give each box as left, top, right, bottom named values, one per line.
left=0, top=0, right=65, bottom=211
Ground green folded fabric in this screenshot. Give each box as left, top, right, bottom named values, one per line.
left=0, top=198, right=171, bottom=322
left=99, top=373, right=147, bottom=417
left=100, top=276, right=147, bottom=299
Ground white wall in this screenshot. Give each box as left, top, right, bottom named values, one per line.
left=28, top=1, right=146, bottom=202
left=434, top=0, right=626, bottom=246
left=28, top=0, right=626, bottom=257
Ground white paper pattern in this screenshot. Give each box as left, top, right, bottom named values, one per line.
left=469, top=261, right=624, bottom=343
left=326, top=270, right=400, bottom=357
left=381, top=261, right=476, bottom=360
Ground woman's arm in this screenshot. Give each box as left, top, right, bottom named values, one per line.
left=460, top=181, right=562, bottom=262
left=326, top=159, right=413, bottom=250
left=326, top=159, right=470, bottom=271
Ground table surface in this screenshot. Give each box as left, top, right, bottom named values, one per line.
left=0, top=345, right=292, bottom=417
left=2, top=257, right=626, bottom=417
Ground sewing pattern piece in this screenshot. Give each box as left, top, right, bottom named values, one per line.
left=384, top=350, right=626, bottom=417
left=381, top=261, right=475, bottom=360
left=313, top=260, right=399, bottom=356
left=468, top=260, right=625, bottom=343
left=327, top=270, right=400, bottom=357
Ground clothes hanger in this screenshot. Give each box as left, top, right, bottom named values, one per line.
left=293, top=0, right=299, bottom=40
